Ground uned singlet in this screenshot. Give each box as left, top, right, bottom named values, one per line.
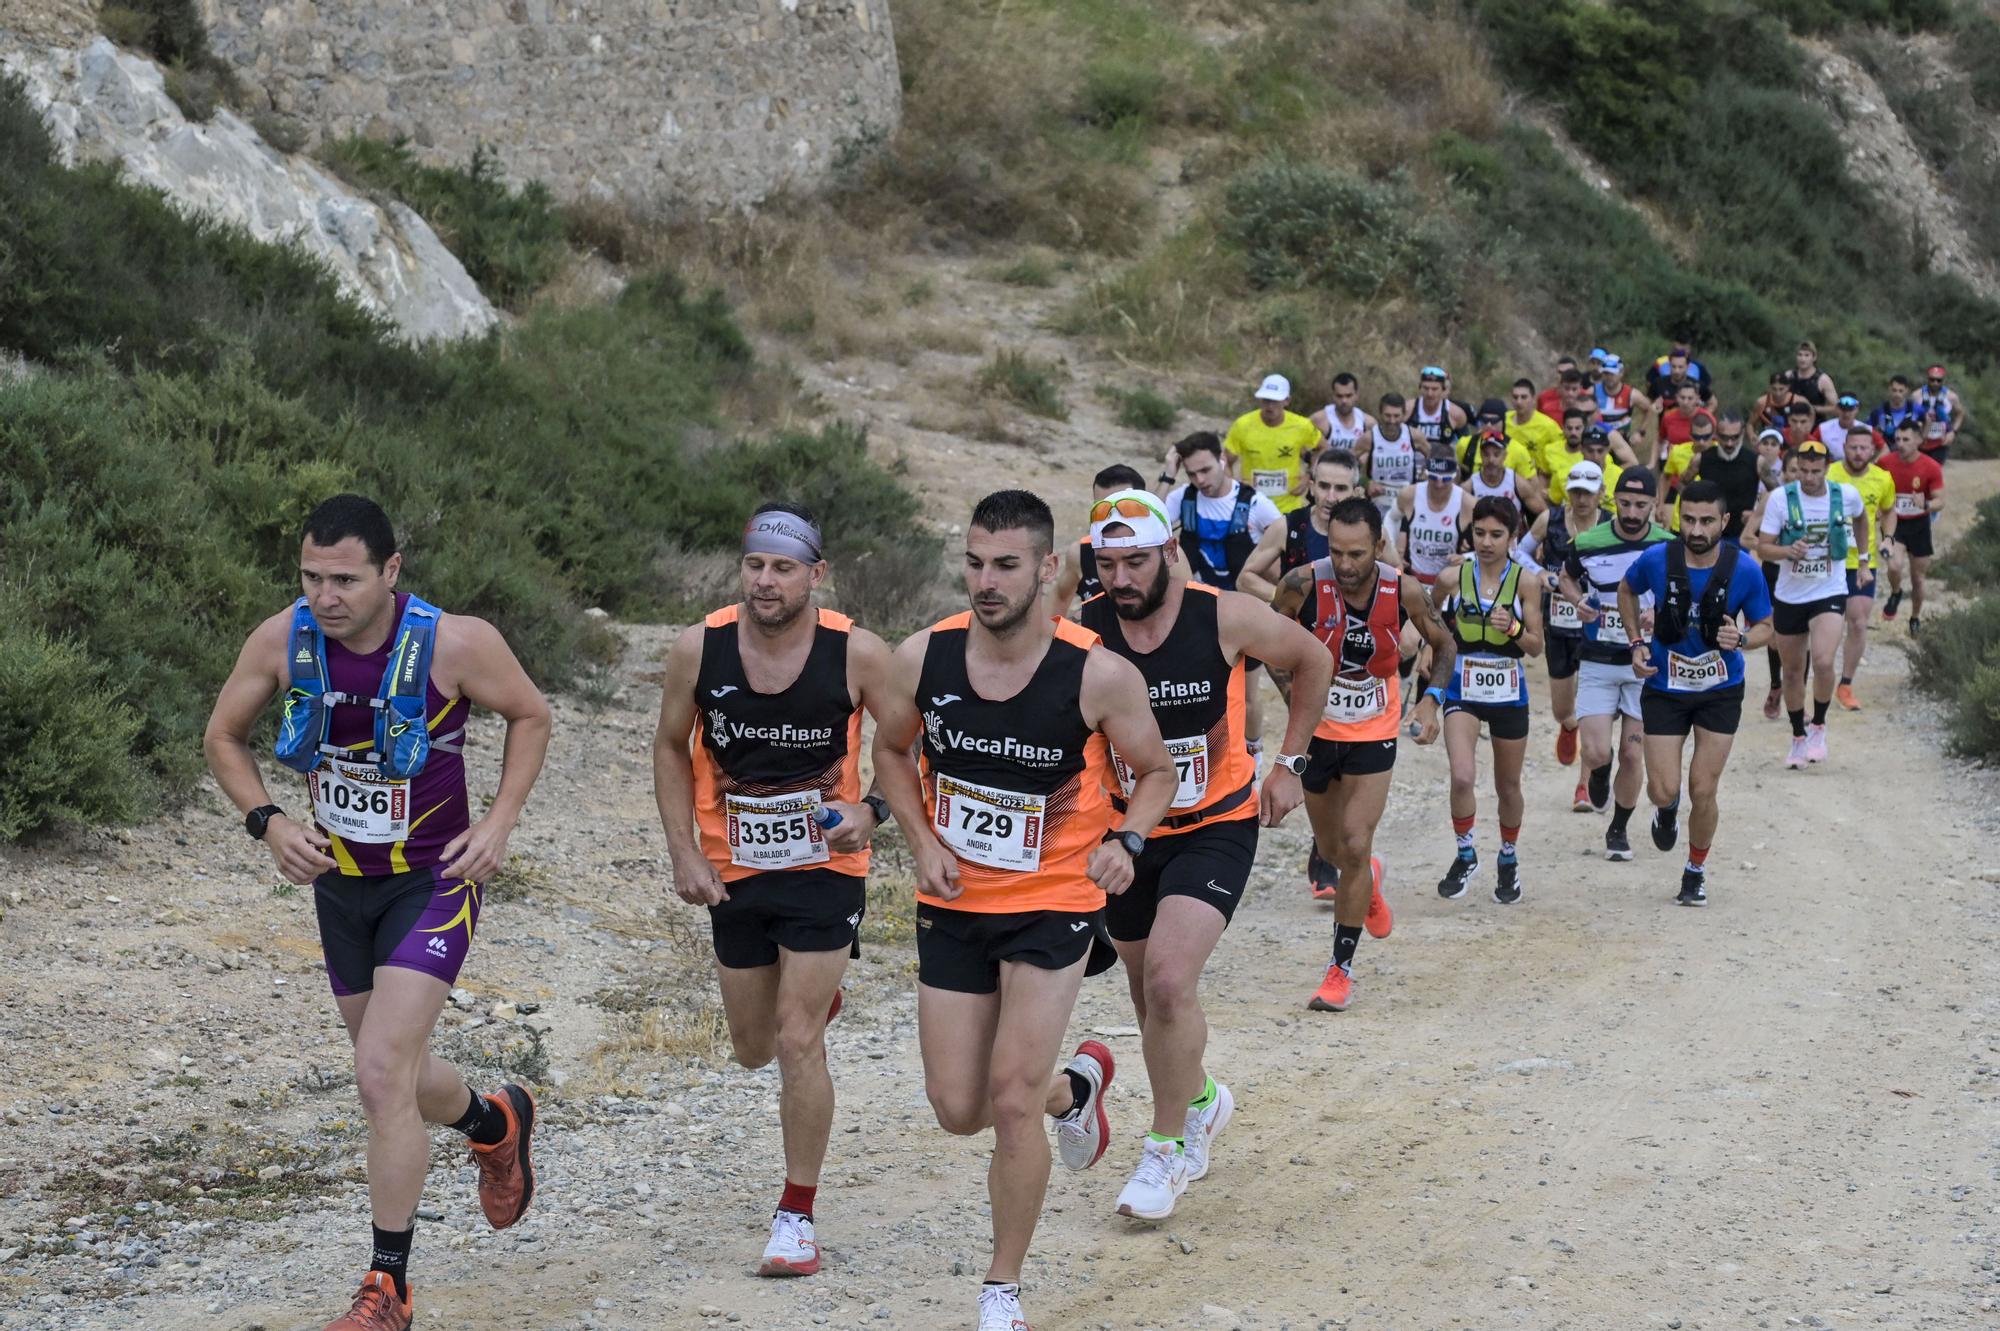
left=1369, top=424, right=1418, bottom=492
left=311, top=592, right=470, bottom=877
left=1322, top=406, right=1368, bottom=450
left=1412, top=397, right=1452, bottom=449
left=1406, top=484, right=1465, bottom=581
left=1080, top=583, right=1254, bottom=833
left=690, top=605, right=868, bottom=882
left=916, top=614, right=1113, bottom=914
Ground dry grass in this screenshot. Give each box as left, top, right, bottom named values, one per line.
left=595, top=1002, right=732, bottom=1064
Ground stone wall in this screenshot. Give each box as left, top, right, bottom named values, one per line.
left=199, top=0, right=900, bottom=208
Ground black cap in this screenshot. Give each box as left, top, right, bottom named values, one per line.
left=1476, top=396, right=1507, bottom=421
left=1581, top=425, right=1608, bottom=446
left=1614, top=466, right=1657, bottom=498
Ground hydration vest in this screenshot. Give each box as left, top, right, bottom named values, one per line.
left=1778, top=482, right=1848, bottom=562
left=1180, top=482, right=1259, bottom=589
left=274, top=595, right=457, bottom=778
left=1656, top=540, right=1742, bottom=651
left=1311, top=559, right=1402, bottom=678
left=1453, top=559, right=1524, bottom=650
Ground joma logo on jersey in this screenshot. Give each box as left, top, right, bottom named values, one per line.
left=1148, top=679, right=1212, bottom=703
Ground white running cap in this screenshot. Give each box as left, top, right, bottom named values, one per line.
left=1255, top=373, right=1291, bottom=402
left=1565, top=460, right=1604, bottom=491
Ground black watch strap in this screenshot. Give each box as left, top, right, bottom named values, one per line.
left=862, top=794, right=892, bottom=826
left=245, top=804, right=284, bottom=840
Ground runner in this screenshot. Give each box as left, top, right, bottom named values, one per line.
left=1506, top=377, right=1566, bottom=490
left=1646, top=342, right=1714, bottom=407
left=1655, top=384, right=1712, bottom=466
left=1400, top=447, right=1470, bottom=587
left=1077, top=489, right=1332, bottom=1220
left=1055, top=464, right=1149, bottom=613
left=1271, top=497, right=1455, bottom=1011
left=1363, top=392, right=1421, bottom=543
left=1813, top=394, right=1882, bottom=454
left=1465, top=426, right=1542, bottom=516
left=869, top=489, right=1176, bottom=1331
left=1867, top=374, right=1926, bottom=439
left=1456, top=397, right=1541, bottom=485
left=1751, top=371, right=1801, bottom=436
left=1880, top=420, right=1946, bottom=633
left=1517, top=461, right=1604, bottom=801
left=1239, top=448, right=1366, bottom=601
left=1310, top=371, right=1375, bottom=452
left=1592, top=354, right=1651, bottom=460
left=1225, top=373, right=1320, bottom=514
left=1786, top=340, right=1838, bottom=421
left=202, top=495, right=552, bottom=1331
left=1754, top=439, right=1871, bottom=768
left=651, top=502, right=892, bottom=1278
left=1660, top=410, right=1719, bottom=515
left=1433, top=496, right=1545, bottom=904
left=1754, top=436, right=1798, bottom=720
left=1558, top=468, right=1671, bottom=857
left=1913, top=363, right=1965, bottom=465
left=1826, top=428, right=1896, bottom=710
left=1687, top=411, right=1762, bottom=543
left=1411, top=365, right=1469, bottom=454
left=1578, top=427, right=1626, bottom=514
left=1618, top=480, right=1775, bottom=907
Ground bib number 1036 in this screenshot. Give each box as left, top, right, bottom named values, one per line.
left=309, top=760, right=409, bottom=844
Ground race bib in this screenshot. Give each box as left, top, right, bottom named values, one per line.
left=1547, top=595, right=1582, bottom=630
left=1324, top=674, right=1389, bottom=724
left=1595, top=605, right=1629, bottom=646
left=724, top=790, right=830, bottom=870
left=1253, top=468, right=1291, bottom=499
left=1793, top=548, right=1830, bottom=580
left=309, top=760, right=410, bottom=844
left=1893, top=491, right=1925, bottom=518
left=932, top=774, right=1044, bottom=871
left=1113, top=734, right=1209, bottom=810
left=1666, top=650, right=1727, bottom=692
left=1458, top=656, right=1521, bottom=704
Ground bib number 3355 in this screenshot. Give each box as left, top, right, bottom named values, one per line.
left=725, top=790, right=830, bottom=870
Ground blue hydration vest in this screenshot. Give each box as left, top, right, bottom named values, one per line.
left=1179, top=483, right=1257, bottom=590
left=274, top=595, right=456, bottom=778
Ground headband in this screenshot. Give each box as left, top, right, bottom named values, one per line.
left=743, top=509, right=824, bottom=563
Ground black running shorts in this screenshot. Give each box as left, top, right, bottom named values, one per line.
left=915, top=903, right=1099, bottom=994
left=1442, top=698, right=1531, bottom=741
left=1772, top=594, right=1845, bottom=636
left=1544, top=633, right=1583, bottom=681
left=1894, top=516, right=1934, bottom=559
left=1302, top=734, right=1398, bottom=793
left=708, top=869, right=865, bottom=970
left=1106, top=817, right=1257, bottom=942
left=1640, top=683, right=1745, bottom=737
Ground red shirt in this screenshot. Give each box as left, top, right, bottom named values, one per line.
left=1659, top=408, right=1712, bottom=448
left=1881, top=452, right=1944, bottom=520
left=1538, top=387, right=1565, bottom=420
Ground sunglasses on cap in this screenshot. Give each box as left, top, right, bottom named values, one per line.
left=1419, top=366, right=1446, bottom=381
left=1795, top=439, right=1830, bottom=457
left=1837, top=396, right=1860, bottom=408
left=1090, top=496, right=1159, bottom=522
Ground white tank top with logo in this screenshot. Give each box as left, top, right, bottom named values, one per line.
left=1469, top=469, right=1519, bottom=503
left=1406, top=484, right=1464, bottom=578
left=1322, top=406, right=1368, bottom=450
left=1412, top=398, right=1450, bottom=448
left=1370, top=425, right=1418, bottom=493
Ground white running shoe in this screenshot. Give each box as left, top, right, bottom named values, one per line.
left=1784, top=735, right=1808, bottom=769
left=977, top=1281, right=1030, bottom=1331
left=1115, top=1137, right=1189, bottom=1220
left=1053, top=1040, right=1114, bottom=1170
left=1804, top=722, right=1828, bottom=764
left=757, top=1209, right=819, bottom=1277
left=1182, top=1081, right=1234, bottom=1183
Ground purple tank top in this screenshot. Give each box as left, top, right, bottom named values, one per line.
left=307, top=592, right=471, bottom=877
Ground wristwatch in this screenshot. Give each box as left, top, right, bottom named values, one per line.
left=244, top=804, right=284, bottom=840
left=861, top=794, right=892, bottom=826
left=1103, top=829, right=1146, bottom=857
left=1272, top=752, right=1309, bottom=776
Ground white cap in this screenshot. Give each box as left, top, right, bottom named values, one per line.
left=1600, top=353, right=1624, bottom=373
left=1088, top=489, right=1174, bottom=550
left=1565, top=460, right=1604, bottom=492
left=1254, top=373, right=1291, bottom=402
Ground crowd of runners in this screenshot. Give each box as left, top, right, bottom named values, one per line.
left=202, top=341, right=1958, bottom=1331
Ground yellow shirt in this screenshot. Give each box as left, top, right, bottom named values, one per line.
left=1507, top=411, right=1570, bottom=480
left=1662, top=443, right=1697, bottom=531
left=1225, top=410, right=1319, bottom=514
left=1545, top=443, right=1621, bottom=512
left=1829, top=461, right=1894, bottom=568
left=1458, top=433, right=1541, bottom=482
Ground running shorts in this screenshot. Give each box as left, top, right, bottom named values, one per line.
left=1575, top=659, right=1643, bottom=721
left=1772, top=594, right=1845, bottom=636
left=708, top=868, right=865, bottom=969
left=314, top=867, right=481, bottom=997
left=1844, top=568, right=1874, bottom=599
left=1640, top=684, right=1744, bottom=737
left=1302, top=734, right=1398, bottom=793
left=1442, top=698, right=1531, bottom=741
left=1544, top=633, right=1583, bottom=681
left=1106, top=819, right=1257, bottom=942
left=1894, top=516, right=1933, bottom=560
left=915, top=903, right=1099, bottom=994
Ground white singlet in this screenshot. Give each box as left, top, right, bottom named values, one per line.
left=1406, top=484, right=1464, bottom=579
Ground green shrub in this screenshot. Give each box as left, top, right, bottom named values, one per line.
left=0, top=617, right=147, bottom=841
left=988, top=254, right=1057, bottom=288
left=97, top=0, right=214, bottom=66
left=323, top=137, right=567, bottom=308
left=1908, top=593, right=2000, bottom=759
left=1077, top=58, right=1164, bottom=128
left=161, top=60, right=224, bottom=121
left=976, top=351, right=1070, bottom=420
left=1960, top=13, right=2000, bottom=112
left=1223, top=158, right=1463, bottom=310
left=1938, top=492, right=2000, bottom=589
left=1113, top=384, right=1178, bottom=431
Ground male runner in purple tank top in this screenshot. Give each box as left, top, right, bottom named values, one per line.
left=204, top=495, right=551, bottom=1331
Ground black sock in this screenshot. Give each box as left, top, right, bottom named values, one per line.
left=448, top=1087, right=507, bottom=1146
left=1767, top=648, right=1782, bottom=688
left=1609, top=803, right=1634, bottom=835
left=1331, top=923, right=1362, bottom=972
left=1839, top=675, right=1852, bottom=687
left=370, top=1224, right=413, bottom=1300
left=1788, top=708, right=1806, bottom=738
left=1812, top=698, right=1829, bottom=726
left=1060, top=1068, right=1090, bottom=1118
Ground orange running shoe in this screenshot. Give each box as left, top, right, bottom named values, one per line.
left=469, top=1084, right=536, bottom=1230
left=1555, top=723, right=1578, bottom=766
left=322, top=1272, right=411, bottom=1331
left=1363, top=857, right=1392, bottom=939
left=1308, top=844, right=1340, bottom=902
left=1306, top=965, right=1353, bottom=1012
left=1835, top=683, right=1860, bottom=711
left=1571, top=780, right=1592, bottom=814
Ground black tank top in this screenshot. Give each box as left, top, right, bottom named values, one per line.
left=693, top=609, right=854, bottom=792
left=917, top=617, right=1096, bottom=795
left=1786, top=370, right=1825, bottom=406
left=1081, top=584, right=1238, bottom=757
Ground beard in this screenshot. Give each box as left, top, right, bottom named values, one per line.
left=744, top=589, right=809, bottom=630
left=1112, top=560, right=1172, bottom=620
left=1682, top=530, right=1717, bottom=556
left=972, top=588, right=1038, bottom=635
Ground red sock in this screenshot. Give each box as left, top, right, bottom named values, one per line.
left=1451, top=815, right=1476, bottom=837
left=1499, top=824, right=1520, bottom=845
left=778, top=1180, right=816, bottom=1219
left=1688, top=845, right=1710, bottom=867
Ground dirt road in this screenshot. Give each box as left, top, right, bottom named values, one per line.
left=4, top=466, right=1997, bottom=1331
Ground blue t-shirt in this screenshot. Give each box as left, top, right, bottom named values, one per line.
left=1621, top=544, right=1773, bottom=693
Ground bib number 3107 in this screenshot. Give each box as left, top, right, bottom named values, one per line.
left=1113, top=734, right=1209, bottom=809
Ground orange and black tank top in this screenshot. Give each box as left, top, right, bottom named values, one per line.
left=916, top=613, right=1112, bottom=914
left=690, top=604, right=868, bottom=883
left=1079, top=583, right=1254, bottom=835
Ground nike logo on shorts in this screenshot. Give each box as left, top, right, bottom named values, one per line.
left=1203, top=880, right=1229, bottom=894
